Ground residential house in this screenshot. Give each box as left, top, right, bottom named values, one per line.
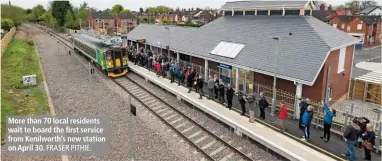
left=113, top=14, right=137, bottom=33
left=88, top=11, right=115, bottom=35
left=330, top=15, right=381, bottom=47
left=358, top=6, right=382, bottom=16
left=312, top=4, right=333, bottom=23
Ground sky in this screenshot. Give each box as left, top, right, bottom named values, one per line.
left=4, top=0, right=377, bottom=11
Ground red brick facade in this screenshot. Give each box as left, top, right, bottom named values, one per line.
left=330, top=16, right=381, bottom=46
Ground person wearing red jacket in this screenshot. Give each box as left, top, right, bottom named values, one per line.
left=278, top=100, right=288, bottom=133
left=155, top=61, right=161, bottom=77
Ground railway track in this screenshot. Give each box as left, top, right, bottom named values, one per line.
left=32, top=24, right=254, bottom=161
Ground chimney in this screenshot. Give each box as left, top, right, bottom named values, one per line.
left=320, top=4, right=325, bottom=11
left=328, top=5, right=332, bottom=12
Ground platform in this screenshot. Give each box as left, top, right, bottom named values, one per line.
left=128, top=63, right=336, bottom=161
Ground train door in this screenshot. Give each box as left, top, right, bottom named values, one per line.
left=113, top=50, right=122, bottom=68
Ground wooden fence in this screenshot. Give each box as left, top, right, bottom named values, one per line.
left=1, top=27, right=16, bottom=55
left=349, top=78, right=381, bottom=105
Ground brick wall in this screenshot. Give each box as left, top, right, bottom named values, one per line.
left=1, top=27, right=16, bottom=56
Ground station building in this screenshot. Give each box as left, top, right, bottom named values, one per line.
left=126, top=0, right=358, bottom=116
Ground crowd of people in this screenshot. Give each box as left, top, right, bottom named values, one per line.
left=128, top=45, right=377, bottom=161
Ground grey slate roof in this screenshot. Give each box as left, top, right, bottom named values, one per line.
left=126, top=24, right=197, bottom=48
left=220, top=0, right=310, bottom=10
left=358, top=6, right=381, bottom=15
left=92, top=12, right=113, bottom=19
left=126, top=16, right=358, bottom=86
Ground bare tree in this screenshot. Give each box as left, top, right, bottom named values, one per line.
left=360, top=0, right=378, bottom=10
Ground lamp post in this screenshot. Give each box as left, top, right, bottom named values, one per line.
left=164, top=27, right=170, bottom=60
left=270, top=32, right=292, bottom=116
left=270, top=36, right=279, bottom=116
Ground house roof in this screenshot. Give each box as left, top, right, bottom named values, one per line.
left=220, top=0, right=311, bottom=10
left=126, top=16, right=358, bottom=86
left=92, top=11, right=113, bottom=19
left=312, top=10, right=331, bottom=22
left=126, top=24, right=197, bottom=48
left=358, top=6, right=381, bottom=15
left=117, top=14, right=136, bottom=19
left=335, top=15, right=381, bottom=25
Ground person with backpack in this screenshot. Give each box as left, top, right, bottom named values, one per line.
left=299, top=98, right=309, bottom=130
left=301, top=106, right=314, bottom=141
left=148, top=55, right=153, bottom=71
left=320, top=102, right=336, bottom=142
left=278, top=100, right=288, bottom=133
left=194, top=73, right=199, bottom=92
left=258, top=92, right=269, bottom=120
left=357, top=117, right=370, bottom=150
left=226, top=84, right=234, bottom=110
left=341, top=118, right=360, bottom=161
left=187, top=69, right=196, bottom=93
left=237, top=91, right=246, bottom=115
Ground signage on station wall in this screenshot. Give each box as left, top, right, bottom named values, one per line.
left=218, top=63, right=232, bottom=70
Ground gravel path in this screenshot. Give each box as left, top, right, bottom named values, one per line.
left=127, top=73, right=283, bottom=161
left=2, top=25, right=201, bottom=161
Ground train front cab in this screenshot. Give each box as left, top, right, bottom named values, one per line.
left=105, top=48, right=128, bottom=77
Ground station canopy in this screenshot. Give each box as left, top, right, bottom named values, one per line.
left=355, top=72, right=382, bottom=84
left=210, top=41, right=245, bottom=59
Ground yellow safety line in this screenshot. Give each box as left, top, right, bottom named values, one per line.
left=254, top=118, right=346, bottom=161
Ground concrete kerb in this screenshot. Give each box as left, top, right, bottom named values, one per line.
left=28, top=25, right=69, bottom=161
left=128, top=65, right=328, bottom=161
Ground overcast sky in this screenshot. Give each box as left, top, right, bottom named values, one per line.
left=5, top=0, right=379, bottom=11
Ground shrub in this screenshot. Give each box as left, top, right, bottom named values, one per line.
left=1, top=19, right=15, bottom=31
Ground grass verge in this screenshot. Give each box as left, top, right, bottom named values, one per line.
left=1, top=38, right=49, bottom=141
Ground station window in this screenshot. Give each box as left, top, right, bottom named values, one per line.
left=304, top=10, right=311, bottom=16
left=245, top=11, right=255, bottom=15
left=234, top=11, right=243, bottom=15
left=285, top=10, right=300, bottom=15
left=257, top=10, right=268, bottom=15
left=270, top=10, right=282, bottom=15
left=224, top=11, right=232, bottom=16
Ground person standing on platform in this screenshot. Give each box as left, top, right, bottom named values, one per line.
left=246, top=93, right=256, bottom=121
left=207, top=75, right=215, bottom=99
left=170, top=63, right=175, bottom=83
left=218, top=81, right=225, bottom=105
left=155, top=61, right=161, bottom=77
left=237, top=91, right=246, bottom=115
left=341, top=118, right=360, bottom=161
left=148, top=55, right=153, bottom=71
left=214, top=75, right=219, bottom=99
left=277, top=100, right=288, bottom=133
left=299, top=98, right=309, bottom=130
left=258, top=92, right=269, bottom=120
left=357, top=117, right=370, bottom=150
left=320, top=101, right=336, bottom=142
left=301, top=105, right=314, bottom=141
left=362, top=123, right=375, bottom=161
left=226, top=84, right=234, bottom=110
left=161, top=61, right=166, bottom=77
left=184, top=67, right=190, bottom=85
left=187, top=69, right=196, bottom=93
left=194, top=73, right=199, bottom=92
left=176, top=68, right=182, bottom=86
left=197, top=75, right=204, bottom=99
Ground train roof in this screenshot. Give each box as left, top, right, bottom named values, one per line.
left=72, top=33, right=124, bottom=51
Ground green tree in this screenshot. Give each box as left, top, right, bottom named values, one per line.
left=1, top=18, right=15, bottom=31
left=1, top=4, right=25, bottom=26
left=31, top=4, right=46, bottom=21
left=65, top=9, right=78, bottom=29
left=162, top=17, right=169, bottom=24
left=120, top=9, right=131, bottom=14
left=40, top=9, right=57, bottom=28
left=80, top=1, right=89, bottom=10
left=103, top=8, right=111, bottom=13
left=75, top=7, right=89, bottom=29
left=111, top=4, right=124, bottom=14
left=50, top=1, right=72, bottom=27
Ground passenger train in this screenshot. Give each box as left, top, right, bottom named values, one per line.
left=71, top=33, right=129, bottom=77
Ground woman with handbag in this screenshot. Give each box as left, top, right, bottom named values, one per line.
left=362, top=123, right=375, bottom=161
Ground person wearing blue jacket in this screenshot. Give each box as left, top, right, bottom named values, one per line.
left=301, top=105, right=314, bottom=141
left=320, top=102, right=336, bottom=142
